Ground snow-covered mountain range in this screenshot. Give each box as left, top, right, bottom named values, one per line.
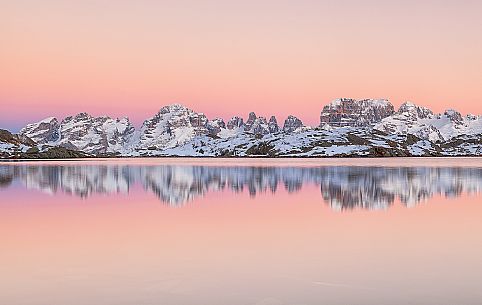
left=2, top=164, right=481, bottom=209
left=1, top=98, right=481, bottom=158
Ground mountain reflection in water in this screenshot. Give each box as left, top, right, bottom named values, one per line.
left=1, top=163, right=481, bottom=210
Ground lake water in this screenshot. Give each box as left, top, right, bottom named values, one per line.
left=1, top=158, right=482, bottom=305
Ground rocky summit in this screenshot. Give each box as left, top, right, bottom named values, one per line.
left=18, top=112, right=136, bottom=155
left=320, top=98, right=395, bottom=127
left=2, top=98, right=482, bottom=158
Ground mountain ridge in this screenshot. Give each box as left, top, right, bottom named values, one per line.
left=2, top=99, right=481, bottom=158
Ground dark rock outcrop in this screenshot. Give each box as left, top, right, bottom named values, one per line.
left=283, top=115, right=304, bottom=132
left=227, top=116, right=244, bottom=129
left=268, top=116, right=279, bottom=133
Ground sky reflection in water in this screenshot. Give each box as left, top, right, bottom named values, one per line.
left=1, top=159, right=482, bottom=305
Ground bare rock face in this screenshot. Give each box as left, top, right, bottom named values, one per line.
left=19, top=117, right=60, bottom=144
left=137, top=104, right=210, bottom=150
left=244, top=112, right=257, bottom=131
left=21, top=113, right=135, bottom=155
left=189, top=113, right=209, bottom=129
left=320, top=98, right=395, bottom=127
left=268, top=116, right=279, bottom=133
left=243, top=112, right=272, bottom=135
left=207, top=118, right=226, bottom=136
left=227, top=116, right=244, bottom=130
left=59, top=113, right=136, bottom=154
left=0, top=129, right=35, bottom=147
left=283, top=115, right=304, bottom=133
left=155, top=104, right=208, bottom=133
left=251, top=116, right=270, bottom=135
left=398, top=102, right=433, bottom=119
left=0, top=129, right=36, bottom=158
left=444, top=109, right=463, bottom=124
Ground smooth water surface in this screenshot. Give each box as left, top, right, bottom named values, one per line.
left=1, top=158, right=482, bottom=305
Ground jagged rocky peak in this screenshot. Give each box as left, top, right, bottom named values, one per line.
left=243, top=112, right=272, bottom=135
left=103, top=117, right=136, bottom=139
left=155, top=104, right=208, bottom=129
left=227, top=116, right=244, bottom=130
left=207, top=118, right=226, bottom=136
left=244, top=112, right=257, bottom=131
left=19, top=117, right=60, bottom=144
left=189, top=112, right=209, bottom=128
left=466, top=114, right=479, bottom=121
left=62, top=112, right=94, bottom=124
left=320, top=98, right=395, bottom=127
left=138, top=104, right=210, bottom=150
left=397, top=101, right=434, bottom=119
left=283, top=115, right=304, bottom=133
left=268, top=116, right=279, bottom=133
left=159, top=103, right=189, bottom=115
left=61, top=112, right=136, bottom=154
left=444, top=109, right=463, bottom=123
left=20, top=112, right=136, bottom=154
left=251, top=117, right=269, bottom=135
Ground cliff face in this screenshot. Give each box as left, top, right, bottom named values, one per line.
left=136, top=104, right=209, bottom=150
left=19, top=113, right=136, bottom=154
left=320, top=98, right=395, bottom=127
left=19, top=117, right=60, bottom=144
left=283, top=115, right=304, bottom=133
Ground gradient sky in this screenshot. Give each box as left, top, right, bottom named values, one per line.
left=1, top=0, right=482, bottom=131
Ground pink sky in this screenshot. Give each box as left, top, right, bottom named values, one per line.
left=1, top=0, right=482, bottom=131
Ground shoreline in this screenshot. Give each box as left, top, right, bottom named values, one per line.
left=2, top=156, right=481, bottom=168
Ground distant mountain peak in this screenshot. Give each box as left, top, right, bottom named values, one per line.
left=268, top=116, right=279, bottom=133
left=283, top=115, right=304, bottom=133
left=227, top=116, right=244, bottom=130
left=444, top=109, right=463, bottom=123
left=397, top=101, right=433, bottom=119
left=20, top=116, right=61, bottom=144
left=159, top=103, right=190, bottom=114
left=320, top=98, right=395, bottom=127
left=4, top=100, right=481, bottom=159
